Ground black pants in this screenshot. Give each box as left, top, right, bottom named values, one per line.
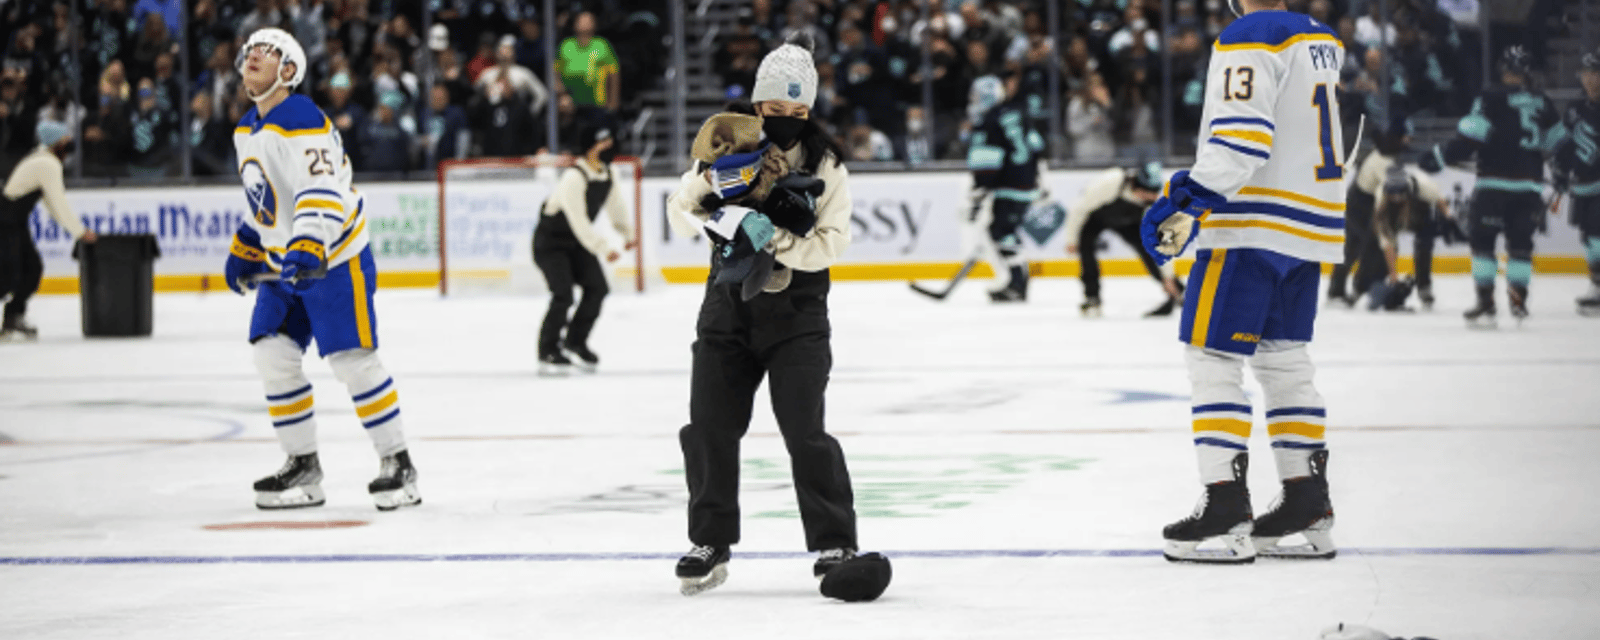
left=1575, top=195, right=1600, bottom=285
left=679, top=270, right=857, bottom=551
left=989, top=198, right=1030, bottom=292
left=1329, top=192, right=1373, bottom=298
left=533, top=235, right=608, bottom=356
left=1077, top=211, right=1164, bottom=299
left=1468, top=189, right=1541, bottom=295
left=0, top=229, right=43, bottom=325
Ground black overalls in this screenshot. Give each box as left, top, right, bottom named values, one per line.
left=0, top=166, right=45, bottom=328
left=533, top=165, right=612, bottom=357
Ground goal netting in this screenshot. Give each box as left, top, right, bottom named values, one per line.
left=436, top=155, right=649, bottom=296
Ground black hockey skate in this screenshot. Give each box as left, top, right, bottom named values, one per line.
left=1508, top=286, right=1529, bottom=326
left=1253, top=450, right=1336, bottom=559
left=1163, top=454, right=1255, bottom=564
left=989, top=287, right=1026, bottom=303
left=538, top=351, right=573, bottom=376
left=813, top=547, right=857, bottom=578
left=368, top=449, right=421, bottom=511
left=1463, top=299, right=1497, bottom=329
left=1580, top=285, right=1600, bottom=317
left=561, top=342, right=599, bottom=373
left=1080, top=296, right=1103, bottom=317
left=1417, top=285, right=1435, bottom=312
left=254, top=453, right=325, bottom=509
left=676, top=544, right=730, bottom=596
left=0, top=316, right=38, bottom=342
left=1144, top=296, right=1179, bottom=318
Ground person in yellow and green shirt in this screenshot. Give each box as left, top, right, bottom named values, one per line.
left=556, top=11, right=620, bottom=112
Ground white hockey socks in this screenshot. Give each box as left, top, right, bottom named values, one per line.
left=328, top=349, right=408, bottom=457
left=1185, top=346, right=1250, bottom=485
left=254, top=335, right=318, bottom=456
left=1250, top=341, right=1327, bottom=481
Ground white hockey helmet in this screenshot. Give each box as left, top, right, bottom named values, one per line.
left=968, top=75, right=1005, bottom=123
left=237, top=28, right=307, bottom=99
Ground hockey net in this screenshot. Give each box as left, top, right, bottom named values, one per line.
left=436, top=155, right=648, bottom=295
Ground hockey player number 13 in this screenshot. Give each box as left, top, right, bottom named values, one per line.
left=1311, top=84, right=1342, bottom=181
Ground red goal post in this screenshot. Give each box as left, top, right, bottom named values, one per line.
left=436, top=155, right=645, bottom=296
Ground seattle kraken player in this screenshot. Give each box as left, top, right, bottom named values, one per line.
left=966, top=70, right=1045, bottom=302
left=227, top=28, right=421, bottom=511
left=1420, top=46, right=1565, bottom=327
left=1552, top=49, right=1600, bottom=315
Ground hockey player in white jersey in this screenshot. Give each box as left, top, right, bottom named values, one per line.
left=225, top=28, right=420, bottom=511
left=1140, top=0, right=1344, bottom=563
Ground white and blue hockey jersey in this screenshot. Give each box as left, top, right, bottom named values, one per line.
left=1189, top=11, right=1347, bottom=263
left=233, top=94, right=367, bottom=271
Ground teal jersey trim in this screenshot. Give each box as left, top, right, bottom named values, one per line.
left=1474, top=178, right=1544, bottom=193
left=1458, top=112, right=1491, bottom=142
left=994, top=188, right=1039, bottom=202
left=1571, top=181, right=1600, bottom=197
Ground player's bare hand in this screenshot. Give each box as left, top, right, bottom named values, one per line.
left=1065, top=243, right=1078, bottom=255
left=605, top=250, right=621, bottom=262
left=623, top=240, right=638, bottom=251
left=81, top=230, right=98, bottom=243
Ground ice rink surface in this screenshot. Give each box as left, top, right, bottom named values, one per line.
left=3, top=274, right=1599, bottom=640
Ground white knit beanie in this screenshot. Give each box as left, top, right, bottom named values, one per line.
left=751, top=32, right=818, bottom=109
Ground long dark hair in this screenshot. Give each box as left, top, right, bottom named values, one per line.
left=716, top=99, right=847, bottom=173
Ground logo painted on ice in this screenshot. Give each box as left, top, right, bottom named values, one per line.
left=238, top=158, right=278, bottom=227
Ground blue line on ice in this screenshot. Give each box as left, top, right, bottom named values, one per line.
left=6, top=547, right=1600, bottom=565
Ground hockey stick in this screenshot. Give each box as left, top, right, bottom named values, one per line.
left=909, top=258, right=978, bottom=300
left=245, top=266, right=330, bottom=285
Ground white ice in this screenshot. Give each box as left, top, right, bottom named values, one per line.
left=3, top=274, right=1599, bottom=640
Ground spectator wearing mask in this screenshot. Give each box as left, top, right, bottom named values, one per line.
left=1067, top=71, right=1115, bottom=163
left=127, top=77, right=177, bottom=177
left=360, top=91, right=413, bottom=173
left=424, top=84, right=469, bottom=168
left=324, top=72, right=368, bottom=169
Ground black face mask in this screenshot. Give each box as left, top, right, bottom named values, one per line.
left=597, top=147, right=618, bottom=164
left=763, top=116, right=806, bottom=149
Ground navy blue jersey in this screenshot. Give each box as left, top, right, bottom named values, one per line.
left=967, top=99, right=1044, bottom=194
left=1436, top=85, right=1564, bottom=192
left=1555, top=99, right=1600, bottom=197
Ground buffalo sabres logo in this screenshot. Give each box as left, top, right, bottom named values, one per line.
left=238, top=159, right=278, bottom=226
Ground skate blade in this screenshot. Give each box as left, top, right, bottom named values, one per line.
left=537, top=363, right=572, bottom=377
left=255, top=485, right=326, bottom=510
left=678, top=564, right=728, bottom=596
left=1255, top=531, right=1336, bottom=559
left=1163, top=529, right=1257, bottom=564
left=1581, top=306, right=1600, bottom=318
left=1465, top=318, right=1498, bottom=330
left=372, top=483, right=422, bottom=511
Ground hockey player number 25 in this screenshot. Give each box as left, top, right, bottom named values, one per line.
left=306, top=149, right=335, bottom=176
left=1311, top=84, right=1343, bottom=181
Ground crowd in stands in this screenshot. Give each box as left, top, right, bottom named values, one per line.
left=0, top=0, right=1536, bottom=178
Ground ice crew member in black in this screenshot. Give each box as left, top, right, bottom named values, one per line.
left=532, top=119, right=635, bottom=374
left=1, top=121, right=97, bottom=341
left=1062, top=159, right=1182, bottom=317
left=1420, top=46, right=1565, bottom=327
left=1551, top=48, right=1600, bottom=315
left=665, top=33, right=863, bottom=597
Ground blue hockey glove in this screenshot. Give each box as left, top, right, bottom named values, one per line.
left=279, top=236, right=327, bottom=291
left=224, top=225, right=268, bottom=295
left=1140, top=170, right=1221, bottom=265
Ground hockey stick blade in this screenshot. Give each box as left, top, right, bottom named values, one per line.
left=908, top=259, right=978, bottom=301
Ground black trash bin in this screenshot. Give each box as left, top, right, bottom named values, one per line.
left=73, top=234, right=161, bottom=337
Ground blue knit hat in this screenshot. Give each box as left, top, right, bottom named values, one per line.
left=37, top=120, right=71, bottom=148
